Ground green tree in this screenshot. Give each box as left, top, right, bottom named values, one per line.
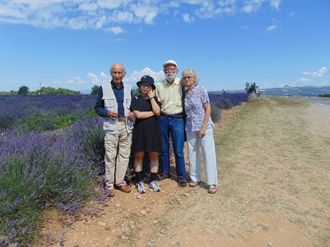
left=17, top=85, right=29, bottom=96
left=35, top=86, right=80, bottom=95
left=91, top=85, right=100, bottom=95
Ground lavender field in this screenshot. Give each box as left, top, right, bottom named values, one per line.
left=0, top=92, right=248, bottom=245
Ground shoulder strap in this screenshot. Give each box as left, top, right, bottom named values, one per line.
left=181, top=86, right=186, bottom=117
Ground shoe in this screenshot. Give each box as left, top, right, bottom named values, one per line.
left=157, top=173, right=170, bottom=181
left=208, top=185, right=217, bottom=194
left=116, top=184, right=131, bottom=193
left=105, top=186, right=115, bottom=197
left=178, top=178, right=187, bottom=187
left=189, top=181, right=199, bottom=187
left=136, top=181, right=146, bottom=194
left=149, top=180, right=161, bottom=192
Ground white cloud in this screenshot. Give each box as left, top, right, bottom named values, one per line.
left=87, top=72, right=110, bottom=85
left=78, top=2, right=98, bottom=12
left=68, top=76, right=86, bottom=85
left=241, top=0, right=281, bottom=13
left=183, top=13, right=194, bottom=23
left=299, top=66, right=329, bottom=84
left=298, top=77, right=310, bottom=82
left=82, top=67, right=164, bottom=88
left=105, top=25, right=124, bottom=34
left=109, top=10, right=134, bottom=23
left=130, top=3, right=159, bottom=24
left=128, top=67, right=164, bottom=84
left=242, top=0, right=263, bottom=13
left=303, top=67, right=328, bottom=78
left=0, top=0, right=283, bottom=30
left=266, top=24, right=277, bottom=31
left=97, top=0, right=131, bottom=9
left=270, top=0, right=281, bottom=10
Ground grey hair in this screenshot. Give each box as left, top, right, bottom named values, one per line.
left=181, top=68, right=199, bottom=86
left=110, top=63, right=126, bottom=73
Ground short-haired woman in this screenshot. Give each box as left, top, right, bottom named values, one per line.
left=131, top=75, right=162, bottom=194
left=181, top=69, right=218, bottom=193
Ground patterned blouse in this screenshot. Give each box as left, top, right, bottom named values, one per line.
left=184, top=85, right=214, bottom=132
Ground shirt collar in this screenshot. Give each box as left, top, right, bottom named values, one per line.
left=111, top=80, right=124, bottom=89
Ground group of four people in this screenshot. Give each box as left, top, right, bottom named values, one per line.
left=94, top=60, right=217, bottom=197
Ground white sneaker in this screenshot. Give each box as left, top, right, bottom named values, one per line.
left=136, top=181, right=146, bottom=194
left=149, top=180, right=161, bottom=192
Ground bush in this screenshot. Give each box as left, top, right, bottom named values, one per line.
left=17, top=86, right=29, bottom=96
left=0, top=119, right=103, bottom=244
left=53, top=115, right=78, bottom=129
left=91, top=85, right=100, bottom=95
left=0, top=95, right=98, bottom=132
left=211, top=103, right=221, bottom=122
left=0, top=114, right=15, bottom=129
left=20, top=115, right=55, bottom=132
left=219, top=99, right=233, bottom=109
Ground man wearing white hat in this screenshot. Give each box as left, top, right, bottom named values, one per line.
left=155, top=59, right=187, bottom=187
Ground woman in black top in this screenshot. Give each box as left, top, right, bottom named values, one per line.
left=131, top=75, right=162, bottom=193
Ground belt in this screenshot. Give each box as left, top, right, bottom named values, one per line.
left=161, top=113, right=183, bottom=118
left=117, top=117, right=126, bottom=122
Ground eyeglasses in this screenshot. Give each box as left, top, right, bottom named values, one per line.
left=164, top=67, right=177, bottom=72
left=182, top=76, right=194, bottom=80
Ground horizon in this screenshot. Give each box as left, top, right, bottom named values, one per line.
left=0, top=0, right=329, bottom=92
left=2, top=84, right=330, bottom=95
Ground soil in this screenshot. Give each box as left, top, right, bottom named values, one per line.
left=37, top=97, right=330, bottom=247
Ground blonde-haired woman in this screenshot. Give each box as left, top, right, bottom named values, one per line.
left=181, top=69, right=217, bottom=193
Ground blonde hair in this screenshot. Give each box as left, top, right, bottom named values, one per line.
left=181, top=68, right=199, bottom=86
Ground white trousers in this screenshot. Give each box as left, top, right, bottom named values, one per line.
left=104, top=121, right=132, bottom=187
left=186, top=127, right=218, bottom=185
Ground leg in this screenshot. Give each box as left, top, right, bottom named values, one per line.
left=159, top=116, right=170, bottom=175
left=135, top=152, right=146, bottom=194
left=115, top=122, right=132, bottom=186
left=149, top=151, right=161, bottom=192
left=149, top=152, right=159, bottom=174
left=200, top=128, right=218, bottom=186
left=187, top=131, right=202, bottom=183
left=134, top=152, right=144, bottom=173
left=170, top=117, right=186, bottom=179
left=104, top=131, right=118, bottom=188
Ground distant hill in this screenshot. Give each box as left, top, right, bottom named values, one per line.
left=261, top=85, right=330, bottom=97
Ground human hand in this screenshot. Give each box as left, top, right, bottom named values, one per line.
left=148, top=90, right=155, bottom=99
left=127, top=111, right=135, bottom=121
left=107, top=111, right=118, bottom=119
left=198, top=127, right=206, bottom=138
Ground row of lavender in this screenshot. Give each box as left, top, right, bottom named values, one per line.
left=0, top=92, right=248, bottom=245
left=0, top=119, right=105, bottom=245
left=0, top=94, right=96, bottom=131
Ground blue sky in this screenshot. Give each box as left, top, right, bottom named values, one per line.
left=0, top=0, right=329, bottom=92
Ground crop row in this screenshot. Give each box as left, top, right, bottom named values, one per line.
left=0, top=92, right=248, bottom=245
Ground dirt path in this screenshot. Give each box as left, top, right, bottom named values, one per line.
left=39, top=97, right=330, bottom=247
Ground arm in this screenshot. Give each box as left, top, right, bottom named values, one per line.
left=198, top=101, right=211, bottom=138
left=94, top=86, right=108, bottom=118
left=148, top=90, right=161, bottom=116
left=133, top=110, right=154, bottom=119
left=94, top=86, right=118, bottom=119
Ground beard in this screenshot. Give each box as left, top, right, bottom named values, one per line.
left=165, top=73, right=177, bottom=82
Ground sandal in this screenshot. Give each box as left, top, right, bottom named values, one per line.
left=208, top=185, right=217, bottom=194
left=189, top=181, right=198, bottom=187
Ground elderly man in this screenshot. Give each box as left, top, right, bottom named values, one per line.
left=95, top=63, right=134, bottom=197
left=155, top=59, right=187, bottom=187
